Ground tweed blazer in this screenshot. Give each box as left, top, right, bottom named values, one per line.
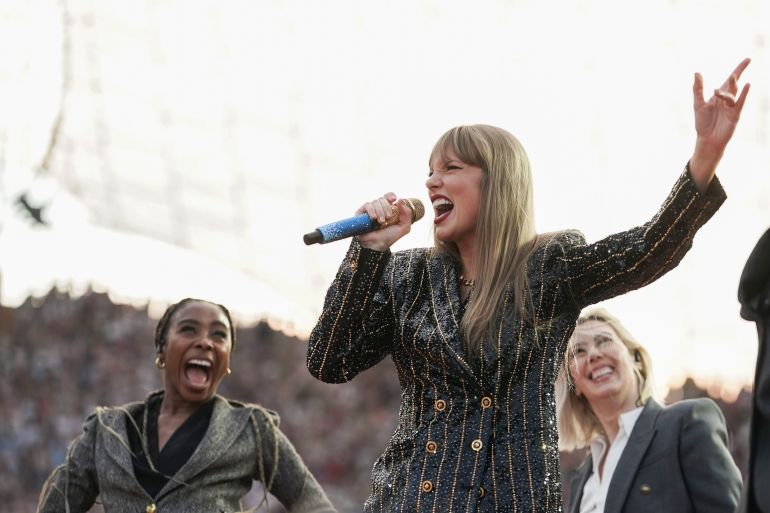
left=737, top=227, right=770, bottom=513
left=36, top=392, right=336, bottom=513
left=566, top=399, right=741, bottom=513
left=307, top=167, right=725, bottom=513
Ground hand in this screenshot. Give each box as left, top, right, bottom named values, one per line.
left=355, top=193, right=413, bottom=252
left=690, top=58, right=751, bottom=191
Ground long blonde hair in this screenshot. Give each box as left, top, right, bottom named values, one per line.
left=556, top=307, right=657, bottom=451
left=429, top=124, right=548, bottom=356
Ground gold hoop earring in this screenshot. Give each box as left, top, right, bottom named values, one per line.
left=155, top=355, right=166, bottom=369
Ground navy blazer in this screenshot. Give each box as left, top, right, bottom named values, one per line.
left=737, top=227, right=770, bottom=513
left=567, top=399, right=741, bottom=513
left=308, top=168, right=724, bottom=512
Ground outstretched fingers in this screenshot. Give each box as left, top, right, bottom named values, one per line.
left=719, top=57, right=751, bottom=91
left=736, top=82, right=751, bottom=113
left=731, top=57, right=751, bottom=80
left=693, top=72, right=705, bottom=109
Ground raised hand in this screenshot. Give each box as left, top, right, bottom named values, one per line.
left=690, top=58, right=751, bottom=191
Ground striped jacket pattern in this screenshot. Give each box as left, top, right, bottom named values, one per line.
left=307, top=167, right=725, bottom=513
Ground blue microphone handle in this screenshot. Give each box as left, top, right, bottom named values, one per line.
left=303, top=213, right=379, bottom=245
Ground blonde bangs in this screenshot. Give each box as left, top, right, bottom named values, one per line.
left=429, top=126, right=486, bottom=171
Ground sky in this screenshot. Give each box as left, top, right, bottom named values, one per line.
left=1, top=0, right=769, bottom=400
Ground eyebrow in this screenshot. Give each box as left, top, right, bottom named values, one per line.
left=572, top=330, right=614, bottom=344
left=429, top=159, right=463, bottom=172
left=178, top=318, right=229, bottom=329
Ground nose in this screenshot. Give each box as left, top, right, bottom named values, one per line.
left=425, top=172, right=440, bottom=190
left=195, top=335, right=214, bottom=350
left=586, top=344, right=602, bottom=361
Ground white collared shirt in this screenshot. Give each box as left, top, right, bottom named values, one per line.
left=579, top=406, right=644, bottom=513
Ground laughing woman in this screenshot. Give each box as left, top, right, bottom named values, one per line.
left=37, top=298, right=336, bottom=513
left=307, top=59, right=750, bottom=512
left=557, top=308, right=741, bottom=513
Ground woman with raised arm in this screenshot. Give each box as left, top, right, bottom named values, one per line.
left=307, top=59, right=750, bottom=512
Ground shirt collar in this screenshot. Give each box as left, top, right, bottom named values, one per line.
left=588, top=405, right=644, bottom=469
left=619, top=405, right=644, bottom=436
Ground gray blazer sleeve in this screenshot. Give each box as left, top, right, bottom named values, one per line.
left=679, top=399, right=742, bottom=513
left=36, top=414, right=99, bottom=513
left=254, top=409, right=337, bottom=513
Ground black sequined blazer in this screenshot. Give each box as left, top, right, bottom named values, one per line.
left=307, top=167, right=725, bottom=513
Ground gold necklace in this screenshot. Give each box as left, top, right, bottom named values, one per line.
left=459, top=274, right=475, bottom=287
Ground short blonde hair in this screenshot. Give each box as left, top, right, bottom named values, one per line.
left=556, top=307, right=657, bottom=451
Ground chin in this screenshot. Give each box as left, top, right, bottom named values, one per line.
left=180, top=385, right=215, bottom=403
left=433, top=228, right=455, bottom=243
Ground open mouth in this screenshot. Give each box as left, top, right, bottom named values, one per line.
left=184, top=358, right=212, bottom=389
left=589, top=366, right=613, bottom=381
left=432, top=198, right=454, bottom=224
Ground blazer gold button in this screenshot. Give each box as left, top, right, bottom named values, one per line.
left=481, top=396, right=492, bottom=408
left=421, top=480, right=433, bottom=492
left=146, top=504, right=157, bottom=513
left=478, top=486, right=485, bottom=498
left=639, top=484, right=652, bottom=495
left=426, top=441, right=438, bottom=454
left=435, top=399, right=446, bottom=412
left=471, top=439, right=483, bottom=451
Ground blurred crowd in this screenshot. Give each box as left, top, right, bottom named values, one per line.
left=0, top=289, right=752, bottom=512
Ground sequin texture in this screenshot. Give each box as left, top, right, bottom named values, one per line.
left=307, top=167, right=725, bottom=512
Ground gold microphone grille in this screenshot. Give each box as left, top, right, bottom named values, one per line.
left=402, top=198, right=425, bottom=223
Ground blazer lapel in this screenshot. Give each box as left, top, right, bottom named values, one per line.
left=98, top=404, right=155, bottom=498
left=426, top=252, right=482, bottom=388
left=156, top=395, right=252, bottom=499
left=604, top=399, right=662, bottom=513
left=568, top=457, right=593, bottom=513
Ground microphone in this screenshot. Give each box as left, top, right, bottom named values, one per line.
left=303, top=198, right=425, bottom=245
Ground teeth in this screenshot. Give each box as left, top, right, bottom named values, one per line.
left=432, top=198, right=453, bottom=208
left=591, top=367, right=612, bottom=379
left=188, top=359, right=212, bottom=368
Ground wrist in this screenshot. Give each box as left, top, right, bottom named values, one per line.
left=691, top=139, right=724, bottom=169
left=355, top=237, right=391, bottom=252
